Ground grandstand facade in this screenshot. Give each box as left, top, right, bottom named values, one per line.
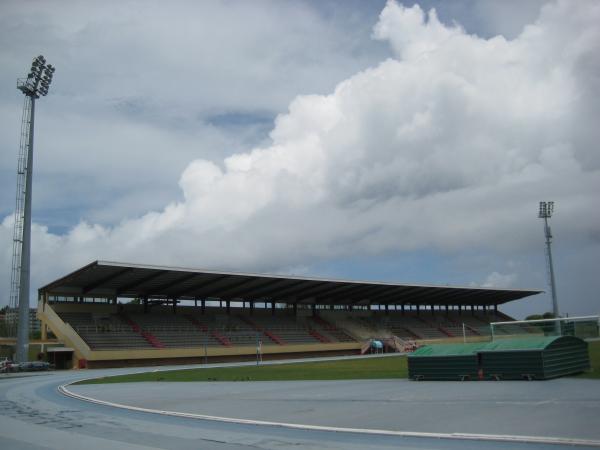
left=37, top=261, right=541, bottom=368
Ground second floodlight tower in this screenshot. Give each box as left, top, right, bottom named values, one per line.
left=538, top=201, right=559, bottom=320
left=9, top=55, right=55, bottom=362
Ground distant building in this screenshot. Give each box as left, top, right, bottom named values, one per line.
left=4, top=308, right=41, bottom=335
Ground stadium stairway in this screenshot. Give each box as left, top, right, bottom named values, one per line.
left=310, top=315, right=335, bottom=330
left=309, top=316, right=355, bottom=342
left=238, top=315, right=284, bottom=345
left=210, top=329, right=233, bottom=346
left=185, top=314, right=208, bottom=332
left=185, top=315, right=232, bottom=346
left=308, top=328, right=330, bottom=343
left=121, top=315, right=165, bottom=348
left=360, top=340, right=371, bottom=355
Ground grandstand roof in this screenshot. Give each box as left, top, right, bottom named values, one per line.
left=39, top=260, right=541, bottom=306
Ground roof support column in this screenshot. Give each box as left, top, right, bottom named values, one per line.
left=385, top=304, right=389, bottom=315
left=172, top=298, right=177, bottom=314
left=201, top=299, right=205, bottom=315
left=226, top=300, right=230, bottom=315
left=271, top=301, right=275, bottom=316
left=250, top=300, right=254, bottom=315
left=41, top=320, right=47, bottom=340
left=431, top=304, right=435, bottom=316
left=143, top=296, right=148, bottom=314
left=458, top=304, right=462, bottom=316
left=471, top=305, right=474, bottom=315
left=292, top=302, right=297, bottom=316
left=401, top=304, right=405, bottom=315
left=312, top=303, right=317, bottom=317
left=445, top=304, right=449, bottom=316
left=494, top=304, right=498, bottom=314
left=330, top=304, right=334, bottom=311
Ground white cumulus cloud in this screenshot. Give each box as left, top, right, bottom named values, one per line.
left=482, top=272, right=518, bottom=289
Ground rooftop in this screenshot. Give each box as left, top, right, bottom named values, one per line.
left=39, top=260, right=542, bottom=307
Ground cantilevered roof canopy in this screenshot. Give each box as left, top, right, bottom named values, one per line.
left=39, top=260, right=542, bottom=306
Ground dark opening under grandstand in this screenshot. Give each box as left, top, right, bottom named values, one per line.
left=37, top=261, right=542, bottom=368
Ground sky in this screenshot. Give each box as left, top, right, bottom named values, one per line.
left=1, top=0, right=598, bottom=319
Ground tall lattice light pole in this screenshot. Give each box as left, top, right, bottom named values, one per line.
left=538, top=201, right=559, bottom=320
left=8, top=55, right=55, bottom=362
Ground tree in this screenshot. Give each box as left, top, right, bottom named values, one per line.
left=525, top=312, right=556, bottom=321
left=525, top=314, right=543, bottom=321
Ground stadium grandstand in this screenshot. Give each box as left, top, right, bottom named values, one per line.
left=37, top=261, right=541, bottom=368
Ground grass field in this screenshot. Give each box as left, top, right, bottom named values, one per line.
left=576, top=340, right=600, bottom=379
left=77, top=341, right=600, bottom=384
left=77, top=355, right=408, bottom=384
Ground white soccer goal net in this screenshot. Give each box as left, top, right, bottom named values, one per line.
left=490, top=315, right=599, bottom=341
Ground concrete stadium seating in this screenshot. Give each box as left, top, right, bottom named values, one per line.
left=59, top=312, right=152, bottom=349
left=56, top=306, right=513, bottom=352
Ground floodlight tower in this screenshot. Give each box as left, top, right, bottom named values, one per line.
left=8, top=55, right=55, bottom=363
left=538, top=201, right=559, bottom=320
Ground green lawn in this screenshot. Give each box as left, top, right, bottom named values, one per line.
left=76, top=355, right=408, bottom=384
left=576, top=340, right=600, bottom=379
left=76, top=340, right=600, bottom=385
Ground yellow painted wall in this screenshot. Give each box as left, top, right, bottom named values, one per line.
left=37, top=302, right=92, bottom=365
left=83, top=342, right=361, bottom=361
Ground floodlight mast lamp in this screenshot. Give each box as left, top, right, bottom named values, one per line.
left=10, top=56, right=54, bottom=363
left=539, top=201, right=559, bottom=320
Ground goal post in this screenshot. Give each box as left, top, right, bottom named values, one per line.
left=490, top=315, right=599, bottom=341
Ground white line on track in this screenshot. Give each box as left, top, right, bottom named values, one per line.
left=59, top=379, right=600, bottom=448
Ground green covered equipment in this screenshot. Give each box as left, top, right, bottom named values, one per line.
left=408, top=336, right=590, bottom=381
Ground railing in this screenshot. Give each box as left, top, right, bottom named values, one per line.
left=71, top=323, right=318, bottom=336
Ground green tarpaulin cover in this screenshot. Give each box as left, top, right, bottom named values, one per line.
left=410, top=336, right=567, bottom=357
